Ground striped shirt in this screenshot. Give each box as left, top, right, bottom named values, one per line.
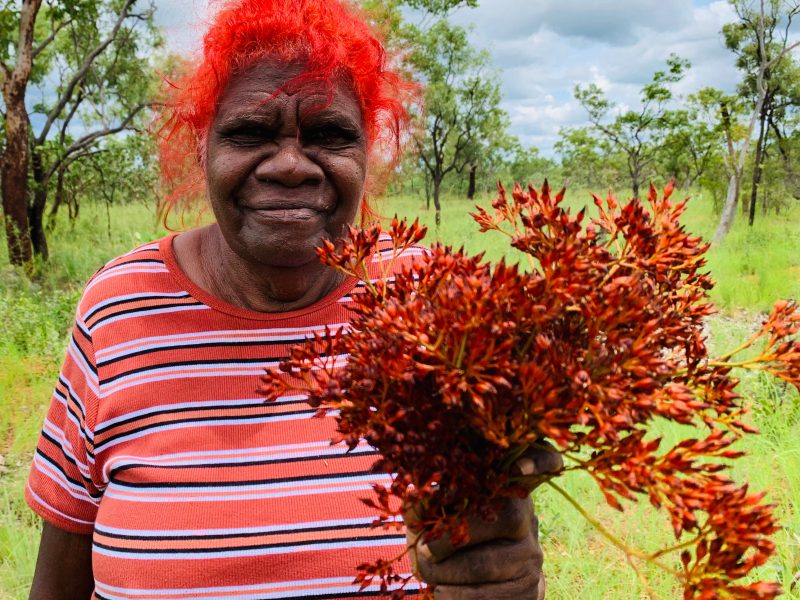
left=26, top=234, right=427, bottom=600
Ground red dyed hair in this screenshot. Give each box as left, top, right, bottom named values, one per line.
left=157, top=0, right=413, bottom=223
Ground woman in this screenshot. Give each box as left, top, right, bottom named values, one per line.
left=26, top=1, right=556, bottom=598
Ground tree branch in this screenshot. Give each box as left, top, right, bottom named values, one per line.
left=32, top=17, right=72, bottom=59
left=59, top=89, right=85, bottom=146
left=43, top=102, right=147, bottom=182
left=36, top=0, right=137, bottom=144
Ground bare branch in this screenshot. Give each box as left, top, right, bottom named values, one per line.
left=36, top=0, right=137, bottom=144
left=44, top=102, right=148, bottom=182
left=766, top=39, right=800, bottom=69
left=32, top=17, right=73, bottom=59
left=59, top=89, right=85, bottom=145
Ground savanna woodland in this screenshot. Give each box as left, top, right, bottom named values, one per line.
left=2, top=0, right=800, bottom=598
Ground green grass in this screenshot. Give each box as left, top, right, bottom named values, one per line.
left=1, top=191, right=799, bottom=598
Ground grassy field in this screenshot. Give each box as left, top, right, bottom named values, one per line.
left=1, top=188, right=799, bottom=598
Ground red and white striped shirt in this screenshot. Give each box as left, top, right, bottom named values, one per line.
left=27, top=234, right=427, bottom=600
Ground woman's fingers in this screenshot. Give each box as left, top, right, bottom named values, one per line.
left=433, top=570, right=545, bottom=600
left=513, top=442, right=564, bottom=491
left=417, top=497, right=536, bottom=563
left=403, top=443, right=559, bottom=597
left=415, top=527, right=543, bottom=586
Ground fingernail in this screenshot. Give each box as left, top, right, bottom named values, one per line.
left=515, top=457, right=536, bottom=476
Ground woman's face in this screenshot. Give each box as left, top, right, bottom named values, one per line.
left=205, top=59, right=368, bottom=270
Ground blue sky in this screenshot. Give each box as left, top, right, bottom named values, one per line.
left=155, top=0, right=744, bottom=156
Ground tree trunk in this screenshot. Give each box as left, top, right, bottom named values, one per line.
left=713, top=172, right=741, bottom=244
left=629, top=156, right=641, bottom=199
left=466, top=163, right=477, bottom=200
left=1, top=99, right=33, bottom=266
left=48, top=165, right=68, bottom=226
left=433, top=176, right=442, bottom=227
left=1, top=0, right=44, bottom=269
left=747, top=100, right=769, bottom=227
left=30, top=149, right=50, bottom=259
left=424, top=171, right=431, bottom=210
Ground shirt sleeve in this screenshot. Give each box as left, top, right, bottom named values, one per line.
left=25, top=312, right=102, bottom=534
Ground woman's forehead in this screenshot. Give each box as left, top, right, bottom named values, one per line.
left=216, top=58, right=363, bottom=124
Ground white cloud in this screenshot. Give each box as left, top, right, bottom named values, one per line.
left=450, top=0, right=695, bottom=45
left=455, top=0, right=742, bottom=155
left=588, top=66, right=612, bottom=92
left=155, top=0, right=210, bottom=54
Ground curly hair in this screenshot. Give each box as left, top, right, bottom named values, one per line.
left=158, top=0, right=412, bottom=223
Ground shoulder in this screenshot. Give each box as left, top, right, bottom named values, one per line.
left=74, top=236, right=179, bottom=329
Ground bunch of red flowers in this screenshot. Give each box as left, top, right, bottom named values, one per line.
left=259, top=182, right=799, bottom=599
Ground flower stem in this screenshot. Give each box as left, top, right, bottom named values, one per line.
left=649, top=534, right=703, bottom=560
left=714, top=330, right=765, bottom=362
left=545, top=480, right=684, bottom=583
left=627, top=552, right=662, bottom=600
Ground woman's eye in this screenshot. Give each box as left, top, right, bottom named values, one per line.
left=304, top=126, right=359, bottom=147
left=223, top=127, right=275, bottom=146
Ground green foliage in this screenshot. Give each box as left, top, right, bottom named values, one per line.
left=400, top=0, right=477, bottom=13
left=572, top=54, right=690, bottom=197
left=50, top=135, right=161, bottom=223
left=722, top=0, right=800, bottom=101
left=492, top=144, right=560, bottom=192
left=719, top=0, right=800, bottom=226
left=555, top=126, right=627, bottom=189
left=657, top=93, right=724, bottom=189
left=359, top=0, right=524, bottom=212
left=0, top=287, right=77, bottom=362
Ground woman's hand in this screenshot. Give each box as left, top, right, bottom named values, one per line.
left=406, top=444, right=562, bottom=600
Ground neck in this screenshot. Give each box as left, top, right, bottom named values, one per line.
left=189, top=225, right=346, bottom=313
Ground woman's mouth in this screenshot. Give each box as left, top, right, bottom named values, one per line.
left=250, top=206, right=320, bottom=219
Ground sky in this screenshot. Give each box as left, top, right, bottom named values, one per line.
left=154, top=0, right=742, bottom=156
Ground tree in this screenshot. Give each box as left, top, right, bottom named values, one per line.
left=555, top=126, right=626, bottom=189
left=719, top=0, right=800, bottom=232
left=574, top=54, right=690, bottom=198
left=399, top=0, right=476, bottom=13
left=497, top=141, right=559, bottom=190
left=408, top=19, right=506, bottom=225
left=768, top=103, right=800, bottom=197
left=461, top=98, right=514, bottom=200
left=662, top=87, right=746, bottom=215
left=657, top=94, right=723, bottom=190
left=48, top=134, right=160, bottom=231
left=0, top=0, right=161, bottom=267
left=709, top=88, right=755, bottom=242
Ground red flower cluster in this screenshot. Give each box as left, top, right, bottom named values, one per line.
left=259, top=182, right=799, bottom=599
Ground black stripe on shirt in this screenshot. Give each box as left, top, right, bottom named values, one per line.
left=94, top=409, right=320, bottom=450
left=110, top=468, right=379, bottom=489
left=110, top=449, right=380, bottom=474
left=94, top=520, right=380, bottom=542
left=84, top=293, right=193, bottom=321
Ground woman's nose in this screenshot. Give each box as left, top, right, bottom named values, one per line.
left=254, top=140, right=323, bottom=187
